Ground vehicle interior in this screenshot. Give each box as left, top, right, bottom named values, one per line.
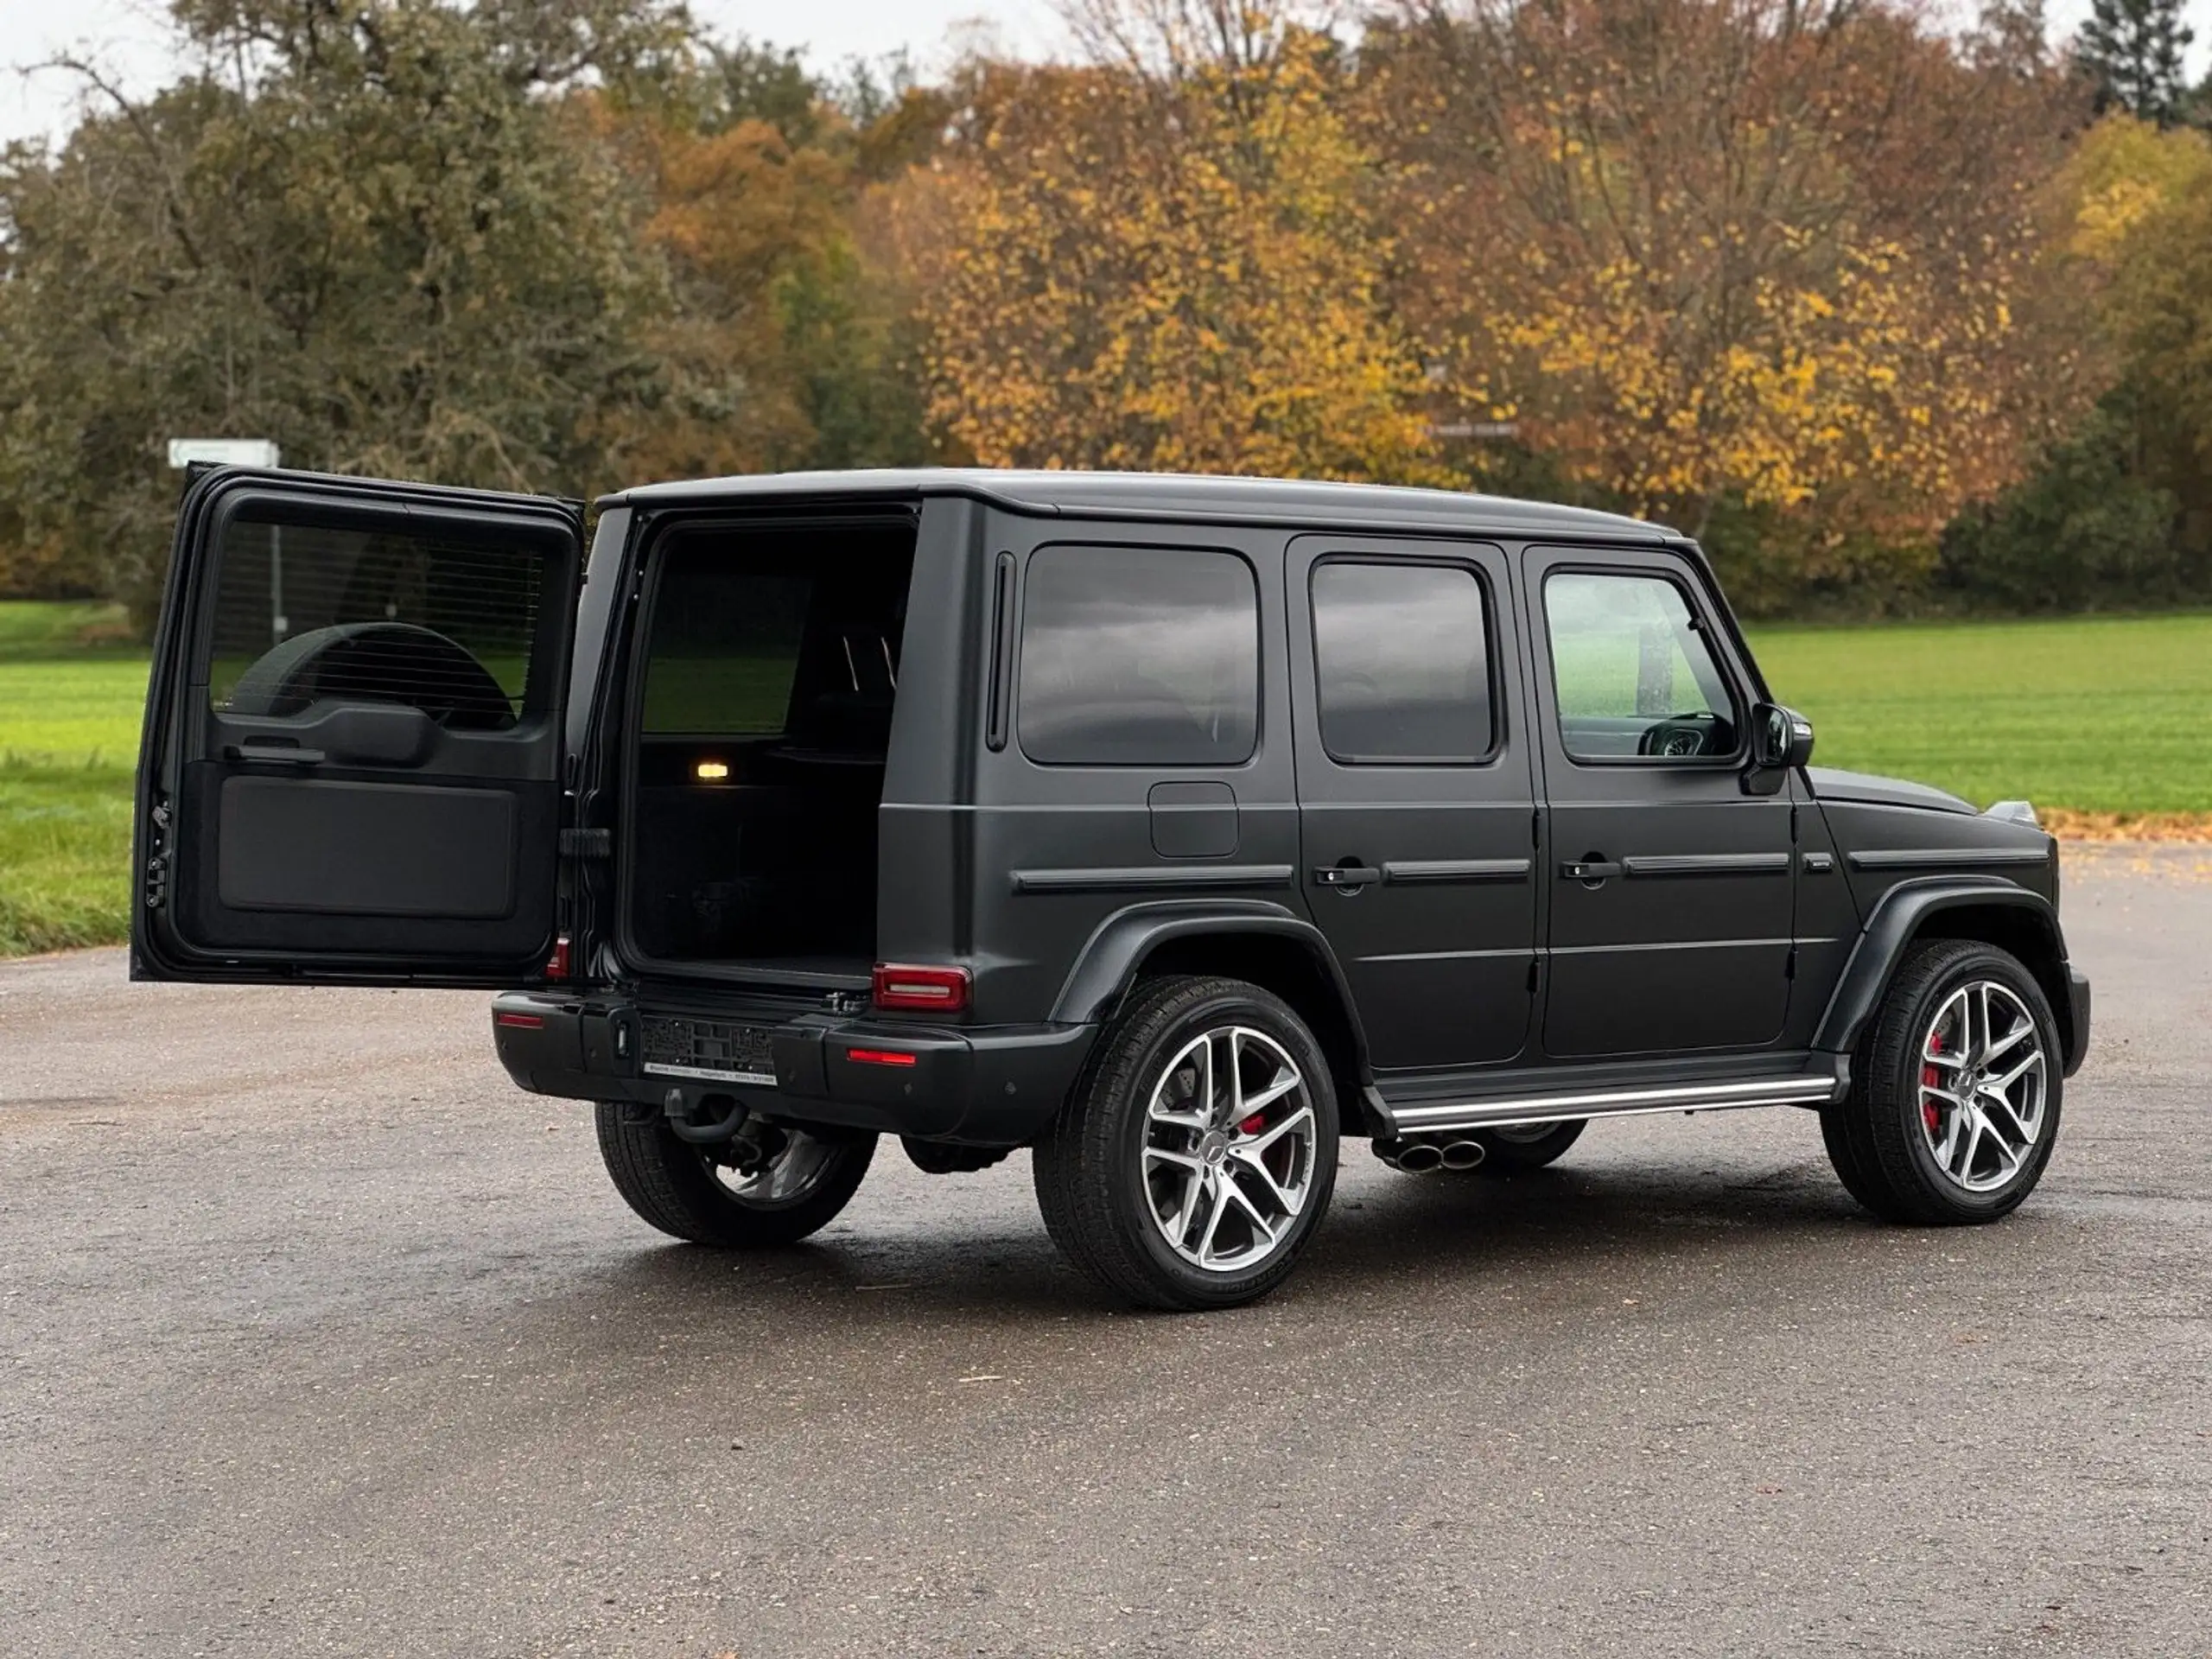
left=623, top=515, right=917, bottom=979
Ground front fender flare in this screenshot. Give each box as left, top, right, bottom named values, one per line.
left=1813, top=876, right=2082, bottom=1071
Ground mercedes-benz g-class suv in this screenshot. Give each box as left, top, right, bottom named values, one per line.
left=133, top=467, right=2089, bottom=1309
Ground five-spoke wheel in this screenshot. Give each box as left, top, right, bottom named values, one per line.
left=1035, top=976, right=1339, bottom=1309
left=1141, top=1025, right=1320, bottom=1272
left=1916, top=979, right=2050, bottom=1194
left=1821, top=938, right=2063, bottom=1224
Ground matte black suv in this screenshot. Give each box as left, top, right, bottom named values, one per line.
left=133, top=467, right=2090, bottom=1308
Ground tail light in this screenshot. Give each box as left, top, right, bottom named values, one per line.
left=872, top=963, right=971, bottom=1014
left=543, top=934, right=573, bottom=980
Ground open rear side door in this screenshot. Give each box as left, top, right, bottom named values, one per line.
left=133, top=468, right=586, bottom=986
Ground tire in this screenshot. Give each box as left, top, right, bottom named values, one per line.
left=1033, top=976, right=1340, bottom=1311
left=1819, top=939, right=2063, bottom=1225
left=595, top=1106, right=875, bottom=1247
left=1468, top=1118, right=1586, bottom=1173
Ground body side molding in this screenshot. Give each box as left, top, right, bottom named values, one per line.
left=1621, top=852, right=1793, bottom=877
left=1011, top=864, right=1294, bottom=896
left=1381, top=857, right=1532, bottom=885
left=1846, top=847, right=2051, bottom=872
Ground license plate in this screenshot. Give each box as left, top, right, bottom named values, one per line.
left=640, top=1016, right=777, bottom=1086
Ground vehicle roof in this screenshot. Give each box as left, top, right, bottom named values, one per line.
left=604, top=467, right=1672, bottom=541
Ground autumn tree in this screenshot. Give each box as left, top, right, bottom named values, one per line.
left=890, top=9, right=1437, bottom=480
left=1363, top=0, right=2092, bottom=595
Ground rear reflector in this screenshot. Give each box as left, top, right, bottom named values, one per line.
left=846, top=1047, right=918, bottom=1068
left=494, top=1011, right=545, bottom=1030
left=872, top=963, right=971, bottom=1013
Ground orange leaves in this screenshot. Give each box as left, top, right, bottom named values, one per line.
left=892, top=35, right=1440, bottom=484
left=1365, top=0, right=2091, bottom=539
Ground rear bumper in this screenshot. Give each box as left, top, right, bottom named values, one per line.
left=488, top=991, right=1095, bottom=1146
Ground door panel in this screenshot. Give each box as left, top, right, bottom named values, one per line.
left=134, top=469, right=584, bottom=984
left=1525, top=548, right=1794, bottom=1057
left=215, top=778, right=518, bottom=916
left=1287, top=538, right=1535, bottom=1071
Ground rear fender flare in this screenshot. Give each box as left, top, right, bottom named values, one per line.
left=1814, top=877, right=2078, bottom=1068
left=1049, top=898, right=1370, bottom=1061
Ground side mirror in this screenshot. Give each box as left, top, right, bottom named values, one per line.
left=1744, top=702, right=1814, bottom=796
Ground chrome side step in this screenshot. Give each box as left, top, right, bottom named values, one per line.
left=1376, top=1071, right=1844, bottom=1136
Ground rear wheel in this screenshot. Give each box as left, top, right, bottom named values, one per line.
left=1820, top=939, right=2063, bottom=1225
left=595, top=1106, right=875, bottom=1247
left=1469, top=1119, right=1586, bottom=1173
left=1033, top=976, right=1338, bottom=1311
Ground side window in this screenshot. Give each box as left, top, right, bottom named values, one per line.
left=1543, top=570, right=1739, bottom=760
left=641, top=560, right=812, bottom=736
left=208, top=515, right=547, bottom=730
left=1311, top=561, right=1493, bottom=764
left=1018, top=545, right=1259, bottom=766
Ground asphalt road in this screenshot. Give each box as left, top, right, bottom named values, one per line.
left=3, top=847, right=2209, bottom=1657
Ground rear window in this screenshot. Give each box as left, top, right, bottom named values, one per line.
left=1017, top=546, right=1259, bottom=766
left=207, top=516, right=545, bottom=728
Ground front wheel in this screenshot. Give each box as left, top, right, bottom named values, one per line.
left=595, top=1106, right=875, bottom=1247
left=1820, top=939, right=2063, bottom=1225
left=1033, top=976, right=1339, bottom=1310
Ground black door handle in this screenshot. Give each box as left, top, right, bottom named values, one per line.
left=1314, top=865, right=1382, bottom=891
left=1560, top=859, right=1623, bottom=883
left=224, top=742, right=327, bottom=766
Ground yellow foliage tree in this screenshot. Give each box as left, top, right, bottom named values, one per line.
left=892, top=29, right=1439, bottom=481
left=1367, top=0, right=2091, bottom=557
left=594, top=108, right=852, bottom=481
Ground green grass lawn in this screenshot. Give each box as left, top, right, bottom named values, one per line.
left=0, top=603, right=148, bottom=954
left=1, top=599, right=2208, bottom=957
left=1746, top=613, right=2212, bottom=815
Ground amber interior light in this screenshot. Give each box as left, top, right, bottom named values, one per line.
left=695, top=760, right=730, bottom=782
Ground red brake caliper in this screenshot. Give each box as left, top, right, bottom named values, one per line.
left=1921, top=1029, right=1943, bottom=1133
left=1237, top=1112, right=1267, bottom=1136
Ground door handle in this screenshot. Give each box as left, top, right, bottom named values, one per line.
left=1560, top=859, right=1622, bottom=884
left=224, top=742, right=327, bottom=766
left=1313, top=865, right=1382, bottom=892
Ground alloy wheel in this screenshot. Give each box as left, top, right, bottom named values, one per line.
left=706, top=1127, right=841, bottom=1210
left=1917, top=979, right=2050, bottom=1194
left=1141, top=1025, right=1319, bottom=1273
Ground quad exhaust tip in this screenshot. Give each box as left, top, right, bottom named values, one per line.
left=1375, top=1137, right=1484, bottom=1174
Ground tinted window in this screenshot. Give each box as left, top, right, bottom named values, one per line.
left=641, top=563, right=811, bottom=735
left=1544, top=571, right=1738, bottom=760
left=1018, top=546, right=1259, bottom=766
left=1312, top=562, right=1492, bottom=763
left=209, top=515, right=545, bottom=729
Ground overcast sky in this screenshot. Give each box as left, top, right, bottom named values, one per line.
left=2, top=0, right=2207, bottom=147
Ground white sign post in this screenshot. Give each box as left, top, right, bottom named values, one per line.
left=166, top=438, right=286, bottom=642
left=166, top=438, right=282, bottom=470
